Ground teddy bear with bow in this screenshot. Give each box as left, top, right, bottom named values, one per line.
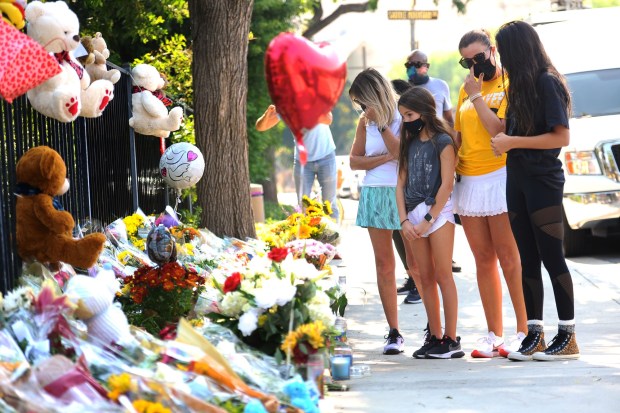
left=25, top=0, right=114, bottom=122
left=15, top=146, right=107, bottom=270
left=129, top=63, right=183, bottom=138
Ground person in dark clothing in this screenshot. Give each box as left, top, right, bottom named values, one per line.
left=492, top=20, right=579, bottom=361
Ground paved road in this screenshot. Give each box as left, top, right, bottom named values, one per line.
left=319, top=197, right=620, bottom=413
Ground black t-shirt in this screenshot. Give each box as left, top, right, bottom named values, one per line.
left=404, top=132, right=453, bottom=212
left=506, top=71, right=569, bottom=187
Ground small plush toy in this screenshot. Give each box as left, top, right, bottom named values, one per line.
left=65, top=264, right=135, bottom=346
left=79, top=32, right=120, bottom=84
left=25, top=0, right=114, bottom=122
left=129, top=63, right=183, bottom=138
left=0, top=0, right=27, bottom=30
left=282, top=379, right=319, bottom=413
left=15, top=146, right=106, bottom=270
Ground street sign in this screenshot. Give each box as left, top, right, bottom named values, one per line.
left=387, top=10, right=438, bottom=20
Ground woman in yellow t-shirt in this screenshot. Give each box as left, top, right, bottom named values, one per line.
left=453, top=29, right=527, bottom=359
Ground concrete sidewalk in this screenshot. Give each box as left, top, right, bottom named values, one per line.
left=321, top=207, right=620, bottom=412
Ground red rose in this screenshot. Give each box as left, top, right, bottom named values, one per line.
left=268, top=247, right=289, bottom=263
left=223, top=272, right=242, bottom=293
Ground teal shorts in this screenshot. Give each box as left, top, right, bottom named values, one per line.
left=356, top=186, right=400, bottom=230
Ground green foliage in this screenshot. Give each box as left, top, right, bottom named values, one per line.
left=135, top=34, right=194, bottom=106
left=70, top=0, right=189, bottom=63
left=264, top=201, right=296, bottom=222
left=592, top=0, right=620, bottom=6
left=331, top=80, right=359, bottom=155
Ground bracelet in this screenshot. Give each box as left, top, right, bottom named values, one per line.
left=400, top=218, right=409, bottom=226
left=469, top=92, right=482, bottom=103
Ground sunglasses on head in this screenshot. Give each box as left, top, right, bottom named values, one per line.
left=353, top=99, right=367, bottom=112
left=405, top=61, right=430, bottom=69
left=459, top=47, right=490, bottom=69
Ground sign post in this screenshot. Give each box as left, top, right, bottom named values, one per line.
left=388, top=1, right=439, bottom=52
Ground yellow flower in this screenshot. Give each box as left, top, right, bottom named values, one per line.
left=258, top=314, right=268, bottom=326
left=107, top=373, right=134, bottom=401
left=297, top=224, right=312, bottom=239
left=132, top=400, right=171, bottom=413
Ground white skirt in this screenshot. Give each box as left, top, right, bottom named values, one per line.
left=407, top=198, right=455, bottom=238
left=453, top=167, right=508, bottom=217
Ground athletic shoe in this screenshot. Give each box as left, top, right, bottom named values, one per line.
left=383, top=328, right=405, bottom=355
left=499, top=332, right=527, bottom=358
left=532, top=331, right=580, bottom=361
left=413, top=334, right=440, bottom=359
left=397, top=278, right=413, bottom=295
left=452, top=260, right=462, bottom=273
left=507, top=330, right=546, bottom=361
left=403, top=285, right=422, bottom=304
left=425, top=335, right=465, bottom=359
left=471, top=331, right=505, bottom=358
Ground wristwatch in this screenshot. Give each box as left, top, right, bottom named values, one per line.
left=424, top=213, right=435, bottom=224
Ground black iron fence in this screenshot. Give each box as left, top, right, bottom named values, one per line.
left=0, top=63, right=177, bottom=293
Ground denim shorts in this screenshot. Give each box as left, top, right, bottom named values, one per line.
left=356, top=186, right=400, bottom=230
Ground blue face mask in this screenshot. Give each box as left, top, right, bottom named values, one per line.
left=407, top=67, right=429, bottom=85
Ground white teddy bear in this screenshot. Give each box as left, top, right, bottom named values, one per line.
left=25, top=1, right=114, bottom=122
left=129, top=63, right=183, bottom=138
left=65, top=264, right=135, bottom=346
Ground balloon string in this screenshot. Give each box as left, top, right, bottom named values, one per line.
left=174, top=189, right=182, bottom=213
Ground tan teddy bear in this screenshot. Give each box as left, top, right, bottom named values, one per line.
left=80, top=32, right=120, bottom=84
left=128, top=63, right=183, bottom=138
left=25, top=1, right=114, bottom=122
left=15, top=146, right=107, bottom=270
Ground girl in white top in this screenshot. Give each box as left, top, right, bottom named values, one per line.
left=348, top=68, right=405, bottom=355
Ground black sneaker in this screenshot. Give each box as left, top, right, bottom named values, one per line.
left=413, top=333, right=439, bottom=359
left=508, top=330, right=546, bottom=361
left=532, top=331, right=579, bottom=361
left=425, top=335, right=465, bottom=359
left=396, top=277, right=413, bottom=295
left=403, top=285, right=422, bottom=304
left=383, top=328, right=405, bottom=355
left=452, top=260, right=462, bottom=273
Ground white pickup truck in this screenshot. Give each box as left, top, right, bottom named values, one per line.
left=533, top=9, right=620, bottom=256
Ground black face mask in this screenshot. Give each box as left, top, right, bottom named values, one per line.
left=473, top=58, right=496, bottom=80
left=403, top=118, right=425, bottom=136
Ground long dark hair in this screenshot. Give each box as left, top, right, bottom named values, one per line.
left=495, top=20, right=571, bottom=136
left=397, top=87, right=456, bottom=176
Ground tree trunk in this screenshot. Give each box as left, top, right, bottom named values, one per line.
left=190, top=0, right=256, bottom=238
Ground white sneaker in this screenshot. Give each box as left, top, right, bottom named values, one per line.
left=499, top=331, right=527, bottom=358
left=471, top=331, right=505, bottom=358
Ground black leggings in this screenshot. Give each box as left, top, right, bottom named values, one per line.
left=392, top=230, right=408, bottom=271
left=506, top=167, right=575, bottom=321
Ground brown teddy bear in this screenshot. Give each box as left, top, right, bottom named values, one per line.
left=15, top=146, right=106, bottom=270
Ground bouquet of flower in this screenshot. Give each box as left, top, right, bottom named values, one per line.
left=280, top=320, right=327, bottom=365
left=286, top=239, right=336, bottom=271
left=256, top=195, right=340, bottom=248
left=122, top=211, right=152, bottom=251
left=203, top=246, right=336, bottom=359
left=118, top=262, right=206, bottom=336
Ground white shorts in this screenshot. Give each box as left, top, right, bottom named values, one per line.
left=407, top=198, right=455, bottom=238
left=453, top=167, right=507, bottom=217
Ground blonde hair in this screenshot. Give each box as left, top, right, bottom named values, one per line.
left=349, top=68, right=397, bottom=129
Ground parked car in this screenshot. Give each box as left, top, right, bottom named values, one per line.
left=336, top=155, right=364, bottom=200
left=533, top=9, right=620, bottom=256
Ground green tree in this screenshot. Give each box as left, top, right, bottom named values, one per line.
left=71, top=0, right=189, bottom=63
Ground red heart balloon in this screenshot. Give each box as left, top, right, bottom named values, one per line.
left=265, top=33, right=347, bottom=165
